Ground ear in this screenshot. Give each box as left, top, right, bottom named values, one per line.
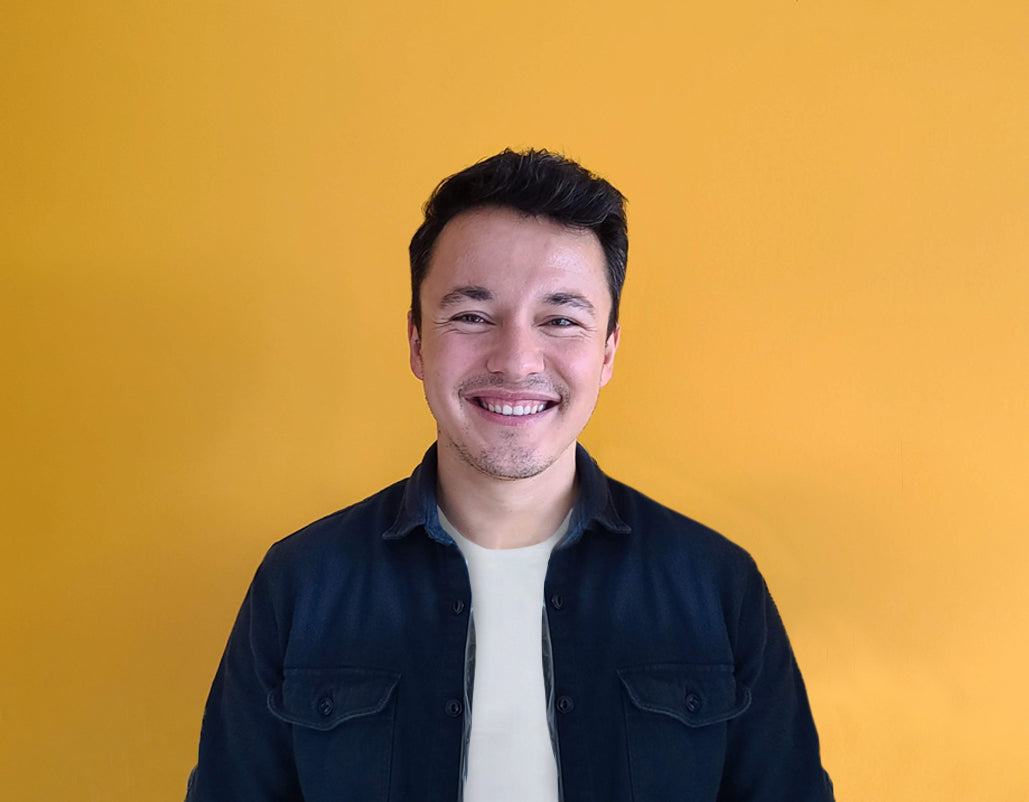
left=408, top=310, right=425, bottom=380
left=599, top=324, right=620, bottom=387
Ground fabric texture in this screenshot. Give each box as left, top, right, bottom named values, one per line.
left=187, top=443, right=835, bottom=802
left=439, top=506, right=565, bottom=802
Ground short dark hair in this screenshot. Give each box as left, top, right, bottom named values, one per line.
left=409, top=149, right=628, bottom=335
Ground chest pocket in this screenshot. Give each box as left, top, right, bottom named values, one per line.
left=268, top=667, right=400, bottom=802
left=617, top=664, right=750, bottom=801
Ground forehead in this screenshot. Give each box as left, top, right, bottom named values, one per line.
left=424, top=207, right=608, bottom=298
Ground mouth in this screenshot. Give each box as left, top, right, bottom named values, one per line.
left=472, top=397, right=556, bottom=417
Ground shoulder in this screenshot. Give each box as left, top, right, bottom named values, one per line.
left=603, top=474, right=760, bottom=580
left=585, top=470, right=772, bottom=646
left=257, top=477, right=408, bottom=582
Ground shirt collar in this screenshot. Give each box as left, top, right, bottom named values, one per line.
left=382, top=442, right=631, bottom=546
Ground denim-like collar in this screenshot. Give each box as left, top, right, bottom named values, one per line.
left=382, top=442, right=631, bottom=548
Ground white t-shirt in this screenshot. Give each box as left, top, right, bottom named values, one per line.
left=438, top=507, right=568, bottom=802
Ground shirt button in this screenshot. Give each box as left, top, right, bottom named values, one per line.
left=317, top=696, right=335, bottom=717
left=685, top=692, right=702, bottom=714
left=556, top=695, right=574, bottom=714
left=549, top=593, right=564, bottom=610
left=444, top=699, right=463, bottom=717
left=450, top=599, right=466, bottom=615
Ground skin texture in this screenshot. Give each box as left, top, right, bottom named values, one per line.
left=408, top=206, right=620, bottom=548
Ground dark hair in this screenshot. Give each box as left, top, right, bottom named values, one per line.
left=409, top=149, right=628, bottom=335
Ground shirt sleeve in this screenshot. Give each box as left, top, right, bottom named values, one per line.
left=186, top=560, right=303, bottom=801
left=719, top=563, right=835, bottom=801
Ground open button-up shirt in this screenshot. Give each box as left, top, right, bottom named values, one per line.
left=187, top=444, right=834, bottom=801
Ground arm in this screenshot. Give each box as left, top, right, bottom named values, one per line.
left=719, top=565, right=835, bottom=801
left=186, top=562, right=302, bottom=801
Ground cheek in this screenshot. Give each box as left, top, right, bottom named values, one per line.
left=430, top=338, right=484, bottom=375
left=557, top=348, right=608, bottom=389
left=419, top=342, right=476, bottom=397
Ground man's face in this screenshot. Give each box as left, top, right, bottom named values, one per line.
left=409, top=206, right=620, bottom=482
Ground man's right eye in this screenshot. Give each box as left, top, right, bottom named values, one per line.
left=452, top=313, right=487, bottom=324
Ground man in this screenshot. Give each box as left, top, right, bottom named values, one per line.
left=187, top=149, right=834, bottom=801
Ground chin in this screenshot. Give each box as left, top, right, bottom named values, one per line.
left=460, top=445, right=556, bottom=481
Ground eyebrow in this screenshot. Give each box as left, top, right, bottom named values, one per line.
left=437, top=285, right=596, bottom=317
left=439, top=285, right=493, bottom=308
left=544, top=291, right=596, bottom=316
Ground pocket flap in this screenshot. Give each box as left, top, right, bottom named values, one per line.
left=268, top=667, right=400, bottom=731
left=618, top=663, right=750, bottom=727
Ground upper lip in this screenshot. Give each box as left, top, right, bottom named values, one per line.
left=463, top=389, right=560, bottom=404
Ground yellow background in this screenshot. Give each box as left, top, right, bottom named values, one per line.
left=2, top=1, right=1027, bottom=798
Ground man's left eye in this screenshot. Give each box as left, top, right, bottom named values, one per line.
left=547, top=317, right=576, bottom=328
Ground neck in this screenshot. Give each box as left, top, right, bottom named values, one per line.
left=435, top=444, right=578, bottom=549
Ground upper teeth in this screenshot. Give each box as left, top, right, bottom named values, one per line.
left=480, top=401, right=548, bottom=416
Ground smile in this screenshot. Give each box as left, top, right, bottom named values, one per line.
left=475, top=398, right=551, bottom=416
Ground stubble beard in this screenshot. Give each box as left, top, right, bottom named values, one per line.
left=452, top=436, right=556, bottom=481
left=443, top=375, right=574, bottom=481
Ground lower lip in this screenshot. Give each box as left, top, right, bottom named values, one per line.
left=467, top=399, right=556, bottom=426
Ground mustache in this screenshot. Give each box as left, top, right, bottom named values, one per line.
left=458, top=374, right=567, bottom=398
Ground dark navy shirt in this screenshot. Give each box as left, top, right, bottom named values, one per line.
left=187, top=444, right=834, bottom=801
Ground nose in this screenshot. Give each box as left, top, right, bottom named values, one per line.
left=485, top=322, right=545, bottom=379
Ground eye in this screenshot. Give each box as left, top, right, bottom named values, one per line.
left=545, top=317, right=578, bottom=328
left=451, top=312, right=489, bottom=325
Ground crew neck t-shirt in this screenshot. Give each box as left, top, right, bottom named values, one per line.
left=437, top=507, right=568, bottom=802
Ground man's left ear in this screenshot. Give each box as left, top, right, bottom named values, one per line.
left=600, top=324, right=620, bottom=387
left=408, top=311, right=425, bottom=381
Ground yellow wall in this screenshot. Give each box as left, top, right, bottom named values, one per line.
left=2, top=1, right=1027, bottom=798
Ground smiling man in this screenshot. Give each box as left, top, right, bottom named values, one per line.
left=410, top=206, right=619, bottom=549
left=187, top=150, right=835, bottom=801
